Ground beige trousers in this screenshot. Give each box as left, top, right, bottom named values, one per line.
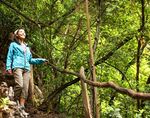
left=13, top=68, right=30, bottom=100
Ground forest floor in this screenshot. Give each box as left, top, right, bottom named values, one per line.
left=1, top=99, right=66, bottom=118
left=1, top=100, right=66, bottom=118
left=0, top=81, right=66, bottom=118
left=24, top=103, right=66, bottom=118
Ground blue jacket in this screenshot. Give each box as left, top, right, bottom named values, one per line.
left=6, top=41, right=46, bottom=71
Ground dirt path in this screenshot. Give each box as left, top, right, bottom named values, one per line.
left=25, top=104, right=66, bottom=118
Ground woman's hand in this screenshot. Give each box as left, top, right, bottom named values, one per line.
left=44, top=60, right=49, bottom=65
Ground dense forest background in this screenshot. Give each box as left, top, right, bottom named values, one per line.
left=1, top=0, right=150, bottom=117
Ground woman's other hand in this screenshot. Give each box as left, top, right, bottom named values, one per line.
left=7, top=69, right=12, bottom=75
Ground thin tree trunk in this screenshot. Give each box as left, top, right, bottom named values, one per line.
left=80, top=67, right=92, bottom=118
left=136, top=38, right=141, bottom=110
left=85, top=0, right=99, bottom=117
left=136, top=0, right=145, bottom=110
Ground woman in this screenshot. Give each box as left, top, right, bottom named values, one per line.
left=6, top=28, right=47, bottom=109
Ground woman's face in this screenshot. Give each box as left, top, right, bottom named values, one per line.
left=17, top=29, right=26, bottom=39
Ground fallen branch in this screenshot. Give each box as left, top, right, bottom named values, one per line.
left=79, top=66, right=150, bottom=100
left=47, top=62, right=79, bottom=77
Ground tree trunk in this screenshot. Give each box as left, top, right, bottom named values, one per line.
left=80, top=67, right=92, bottom=118
left=85, top=0, right=100, bottom=117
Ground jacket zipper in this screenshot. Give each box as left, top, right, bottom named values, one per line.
left=23, top=45, right=27, bottom=69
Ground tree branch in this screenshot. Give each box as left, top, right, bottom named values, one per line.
left=0, top=0, right=83, bottom=28
left=0, top=0, right=40, bottom=26
left=47, top=62, right=79, bottom=77
left=95, top=35, right=134, bottom=65
left=79, top=66, right=150, bottom=100
left=104, top=62, right=132, bottom=89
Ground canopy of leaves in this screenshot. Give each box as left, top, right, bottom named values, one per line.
left=1, top=0, right=150, bottom=117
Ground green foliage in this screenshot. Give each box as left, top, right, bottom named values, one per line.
left=1, top=0, right=150, bottom=117
left=0, top=98, right=10, bottom=109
